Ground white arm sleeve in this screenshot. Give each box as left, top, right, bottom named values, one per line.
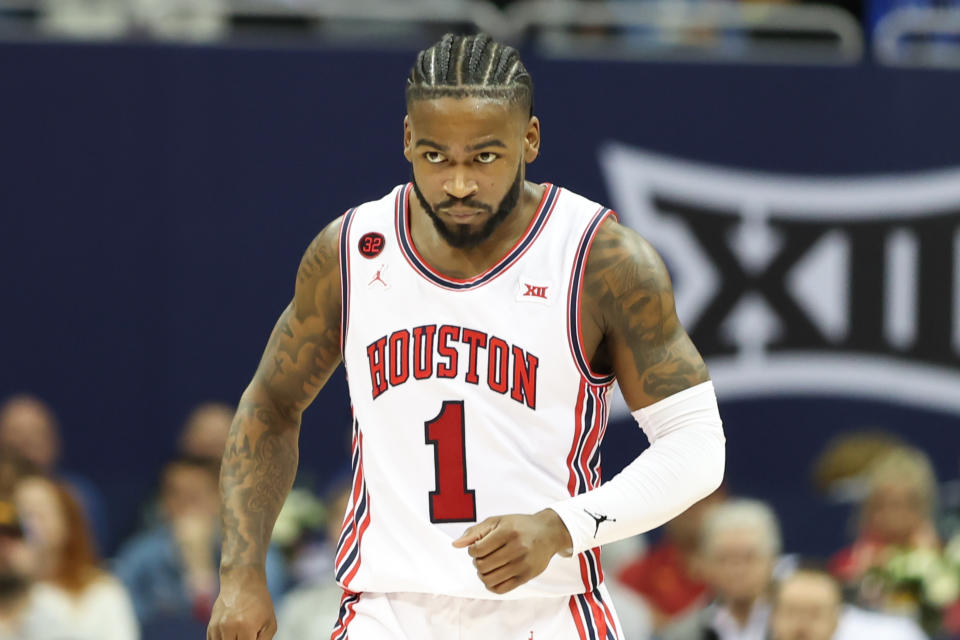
left=548, top=381, right=725, bottom=555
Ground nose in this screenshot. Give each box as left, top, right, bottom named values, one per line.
left=443, top=169, right=479, bottom=201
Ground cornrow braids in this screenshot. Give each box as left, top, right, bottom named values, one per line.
left=406, top=33, right=533, bottom=117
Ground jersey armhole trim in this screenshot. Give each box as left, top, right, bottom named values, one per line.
left=566, top=207, right=618, bottom=386
left=338, top=207, right=359, bottom=359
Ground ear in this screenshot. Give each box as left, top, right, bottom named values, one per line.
left=403, top=115, right=413, bottom=162
left=523, top=116, right=541, bottom=164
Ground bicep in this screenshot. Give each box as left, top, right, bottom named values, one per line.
left=587, top=221, right=709, bottom=410
left=247, top=218, right=344, bottom=421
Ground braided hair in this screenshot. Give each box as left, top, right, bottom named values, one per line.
left=406, top=33, right=533, bottom=116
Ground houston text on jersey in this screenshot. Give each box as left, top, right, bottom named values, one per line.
left=365, top=324, right=539, bottom=409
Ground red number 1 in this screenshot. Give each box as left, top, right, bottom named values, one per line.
left=425, top=401, right=477, bottom=523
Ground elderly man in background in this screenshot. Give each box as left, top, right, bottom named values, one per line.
left=772, top=567, right=928, bottom=640
left=662, top=499, right=780, bottom=640
left=0, top=395, right=109, bottom=554
left=770, top=569, right=843, bottom=640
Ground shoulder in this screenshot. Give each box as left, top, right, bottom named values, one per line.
left=590, top=216, right=663, bottom=269
left=82, top=572, right=130, bottom=599
left=297, top=185, right=406, bottom=289
left=583, top=217, right=671, bottom=311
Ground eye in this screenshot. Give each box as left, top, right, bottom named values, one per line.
left=424, top=151, right=445, bottom=164
left=476, top=152, right=498, bottom=164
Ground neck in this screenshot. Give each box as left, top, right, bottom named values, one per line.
left=726, top=597, right=759, bottom=627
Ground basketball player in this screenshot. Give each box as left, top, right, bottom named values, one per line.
left=207, top=34, right=725, bottom=640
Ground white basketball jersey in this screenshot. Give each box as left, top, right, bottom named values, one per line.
left=335, top=183, right=617, bottom=600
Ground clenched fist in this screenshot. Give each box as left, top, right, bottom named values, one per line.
left=452, top=509, right=573, bottom=594
left=207, top=567, right=277, bottom=640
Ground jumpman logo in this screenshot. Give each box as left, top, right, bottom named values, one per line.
left=584, top=509, right=616, bottom=537
left=369, top=264, right=388, bottom=288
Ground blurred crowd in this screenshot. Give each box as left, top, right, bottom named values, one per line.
left=0, top=393, right=959, bottom=639
left=5, top=0, right=959, bottom=45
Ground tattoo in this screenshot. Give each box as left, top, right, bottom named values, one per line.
left=583, top=219, right=709, bottom=404
left=219, top=217, right=343, bottom=572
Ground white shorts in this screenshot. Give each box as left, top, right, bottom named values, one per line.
left=330, top=585, right=622, bottom=640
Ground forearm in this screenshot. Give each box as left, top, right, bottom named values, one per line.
left=219, top=385, right=301, bottom=573
left=550, top=381, right=725, bottom=554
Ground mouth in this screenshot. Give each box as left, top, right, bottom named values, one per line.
left=440, top=208, right=485, bottom=222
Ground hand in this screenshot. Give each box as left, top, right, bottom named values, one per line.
left=452, top=509, right=573, bottom=594
left=207, top=567, right=277, bottom=640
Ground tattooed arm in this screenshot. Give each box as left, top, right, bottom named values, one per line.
left=539, top=217, right=724, bottom=555
left=456, top=217, right=724, bottom=595
left=208, top=217, right=343, bottom=640
left=581, top=217, right=710, bottom=408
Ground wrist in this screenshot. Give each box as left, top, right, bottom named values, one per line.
left=218, top=563, right=266, bottom=582
left=536, top=508, right=573, bottom=557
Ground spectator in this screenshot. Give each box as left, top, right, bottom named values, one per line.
left=0, top=395, right=110, bottom=554
left=113, top=456, right=286, bottom=628
left=829, top=447, right=940, bottom=584
left=618, top=488, right=724, bottom=631
left=13, top=474, right=138, bottom=640
left=0, top=498, right=75, bottom=639
left=770, top=569, right=843, bottom=640
left=177, top=402, right=233, bottom=462
left=772, top=566, right=928, bottom=640
left=661, top=499, right=780, bottom=640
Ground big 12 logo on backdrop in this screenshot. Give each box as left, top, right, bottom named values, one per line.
left=600, top=143, right=960, bottom=415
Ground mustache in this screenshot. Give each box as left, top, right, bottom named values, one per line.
left=435, top=198, right=493, bottom=213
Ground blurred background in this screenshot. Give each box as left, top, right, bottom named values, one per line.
left=1, top=0, right=960, bottom=638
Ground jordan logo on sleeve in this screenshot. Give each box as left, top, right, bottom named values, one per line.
left=584, top=509, right=616, bottom=537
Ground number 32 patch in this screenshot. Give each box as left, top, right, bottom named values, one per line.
left=358, top=232, right=385, bottom=258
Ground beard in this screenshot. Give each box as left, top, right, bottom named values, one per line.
left=411, top=163, right=524, bottom=250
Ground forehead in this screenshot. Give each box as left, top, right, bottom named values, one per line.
left=708, top=526, right=766, bottom=550
left=780, top=576, right=840, bottom=603
left=408, top=97, right=527, bottom=144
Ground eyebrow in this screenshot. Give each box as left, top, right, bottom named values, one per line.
left=415, top=138, right=507, bottom=152
left=467, top=139, right=507, bottom=151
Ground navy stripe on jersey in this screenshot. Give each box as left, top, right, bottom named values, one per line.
left=575, top=592, right=619, bottom=640
left=395, top=183, right=560, bottom=291
left=594, top=588, right=621, bottom=639
left=576, top=594, right=599, bottom=640
left=567, top=207, right=617, bottom=385
left=338, top=208, right=359, bottom=357
left=330, top=590, right=360, bottom=640
left=334, top=419, right=371, bottom=589
left=568, top=381, right=609, bottom=591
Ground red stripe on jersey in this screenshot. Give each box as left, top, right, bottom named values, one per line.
left=565, top=207, right=618, bottom=385
left=584, top=590, right=609, bottom=640
left=596, top=590, right=621, bottom=639
left=330, top=590, right=360, bottom=640
left=569, top=595, right=589, bottom=640
left=566, top=380, right=588, bottom=496
left=577, top=553, right=593, bottom=592
left=341, top=429, right=371, bottom=589
left=579, top=385, right=603, bottom=490
left=334, top=431, right=362, bottom=567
